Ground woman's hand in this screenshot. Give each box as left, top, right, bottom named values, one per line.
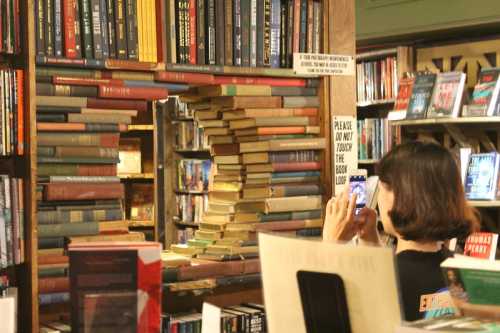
left=322, top=189, right=358, bottom=242
left=322, top=188, right=379, bottom=244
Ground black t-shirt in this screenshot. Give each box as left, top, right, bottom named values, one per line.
left=396, top=248, right=454, bottom=321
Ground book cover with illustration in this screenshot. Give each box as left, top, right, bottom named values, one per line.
left=465, top=68, right=500, bottom=117
left=464, top=153, right=500, bottom=200
left=406, top=72, right=437, bottom=119
left=427, top=72, right=466, bottom=118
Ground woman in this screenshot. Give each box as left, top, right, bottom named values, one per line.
left=323, top=141, right=480, bottom=321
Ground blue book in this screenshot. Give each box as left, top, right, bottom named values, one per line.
left=464, top=152, right=500, bottom=200
left=123, top=80, right=190, bottom=93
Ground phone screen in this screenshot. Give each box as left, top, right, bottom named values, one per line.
left=349, top=174, right=366, bottom=215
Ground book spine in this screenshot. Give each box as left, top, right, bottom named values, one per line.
left=188, top=0, right=197, bottom=64
left=286, top=0, right=294, bottom=67
left=54, top=0, right=63, bottom=57
left=44, top=183, right=125, bottom=201
left=114, top=0, right=127, bottom=59
left=206, top=0, right=216, bottom=65
left=306, top=0, right=313, bottom=53
left=86, top=98, right=147, bottom=111
left=73, top=0, right=82, bottom=57
left=240, top=0, right=250, bottom=66
left=174, top=0, right=182, bottom=63
left=249, top=0, right=257, bottom=67
left=215, top=0, right=225, bottom=65
left=106, top=0, right=116, bottom=58
left=38, top=208, right=123, bottom=224
left=99, top=0, right=109, bottom=58
left=256, top=0, right=264, bottom=67
left=125, top=0, right=138, bottom=60
left=16, top=70, right=24, bottom=156
left=36, top=0, right=46, bottom=55
left=45, top=0, right=55, bottom=56
left=299, top=0, right=306, bottom=52
left=263, top=0, right=271, bottom=66
left=62, top=0, right=77, bottom=58
left=98, top=85, right=168, bottom=100
left=166, top=0, right=177, bottom=63
left=38, top=277, right=70, bottom=294
left=196, top=0, right=205, bottom=65
left=224, top=0, right=233, bottom=66
left=232, top=0, right=241, bottom=66
left=80, top=0, right=93, bottom=58
left=270, top=0, right=280, bottom=68
left=39, top=222, right=99, bottom=237
left=312, top=0, right=320, bottom=53
left=90, top=0, right=104, bottom=59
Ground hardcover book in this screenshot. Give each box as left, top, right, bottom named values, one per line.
left=405, top=72, right=436, bottom=120
left=464, top=152, right=500, bottom=200
left=463, top=232, right=498, bottom=261
left=464, top=67, right=500, bottom=117
left=427, top=72, right=466, bottom=118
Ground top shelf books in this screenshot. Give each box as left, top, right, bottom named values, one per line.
left=0, top=0, right=21, bottom=56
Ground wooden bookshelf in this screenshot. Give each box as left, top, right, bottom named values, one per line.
left=357, top=99, right=395, bottom=107
left=391, top=117, right=500, bottom=126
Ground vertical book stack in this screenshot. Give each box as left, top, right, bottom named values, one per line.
left=35, top=73, right=168, bottom=319
left=170, top=81, right=325, bottom=263
left=0, top=0, right=21, bottom=55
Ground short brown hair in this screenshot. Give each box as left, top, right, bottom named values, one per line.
left=376, top=141, right=479, bottom=241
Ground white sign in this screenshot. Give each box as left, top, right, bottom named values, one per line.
left=293, top=53, right=355, bottom=76
left=201, top=302, right=221, bottom=333
left=332, top=116, right=358, bottom=195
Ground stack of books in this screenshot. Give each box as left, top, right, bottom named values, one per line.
left=169, top=81, right=325, bottom=261
left=167, top=0, right=323, bottom=68
left=35, top=0, right=158, bottom=63
left=35, top=73, right=168, bottom=315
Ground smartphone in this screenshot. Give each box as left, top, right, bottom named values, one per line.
left=349, top=169, right=367, bottom=215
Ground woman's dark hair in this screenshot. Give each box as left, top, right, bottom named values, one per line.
left=376, top=141, right=479, bottom=241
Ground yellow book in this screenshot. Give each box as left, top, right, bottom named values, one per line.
left=137, top=0, right=144, bottom=62
left=150, top=0, right=158, bottom=62
left=197, top=85, right=272, bottom=97
left=143, top=0, right=151, bottom=62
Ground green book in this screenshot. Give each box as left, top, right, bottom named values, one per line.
left=38, top=222, right=99, bottom=238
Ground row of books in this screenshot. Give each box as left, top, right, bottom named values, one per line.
left=35, top=0, right=158, bottom=62
left=174, top=120, right=209, bottom=151
left=167, top=0, right=323, bottom=68
left=162, top=303, right=266, bottom=333
left=398, top=67, right=500, bottom=119
left=167, top=86, right=325, bottom=262
left=0, top=176, right=24, bottom=269
left=0, top=69, right=24, bottom=156
left=176, top=159, right=211, bottom=192
left=0, top=0, right=20, bottom=55
left=175, top=193, right=209, bottom=224
left=357, top=118, right=392, bottom=161
left=356, top=56, right=398, bottom=104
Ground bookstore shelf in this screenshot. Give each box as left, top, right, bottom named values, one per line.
left=35, top=57, right=165, bottom=72
left=357, top=99, right=395, bottom=107
left=391, top=117, right=500, bottom=126
left=165, top=64, right=319, bottom=78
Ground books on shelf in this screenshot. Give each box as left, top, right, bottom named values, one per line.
left=176, top=193, right=209, bottom=224
left=0, top=176, right=24, bottom=269
left=0, top=69, right=25, bottom=156
left=167, top=0, right=323, bottom=68
left=129, top=183, right=154, bottom=222
left=0, top=0, right=20, bottom=55
left=35, top=0, right=158, bottom=63
left=357, top=118, right=392, bottom=161
left=356, top=56, right=398, bottom=104
left=464, top=152, right=500, bottom=201
left=176, top=159, right=211, bottom=192
left=174, top=120, right=209, bottom=151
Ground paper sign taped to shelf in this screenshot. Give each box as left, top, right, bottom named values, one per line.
left=293, top=53, right=355, bottom=76
left=332, top=116, right=358, bottom=196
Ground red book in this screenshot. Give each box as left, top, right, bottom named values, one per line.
left=75, top=165, right=117, bottom=176
left=272, top=161, right=321, bottom=172
left=464, top=232, right=499, bottom=261
left=87, top=98, right=148, bottom=111
left=188, top=0, right=197, bottom=64
left=292, top=0, right=301, bottom=54
left=44, top=183, right=125, bottom=201
left=214, top=75, right=308, bottom=87
left=62, top=0, right=77, bottom=58
left=53, top=76, right=124, bottom=86
left=16, top=70, right=24, bottom=155
left=394, top=76, right=415, bottom=111
left=14, top=0, right=20, bottom=53
left=39, top=277, right=70, bottom=294
left=98, top=85, right=169, bottom=100
left=154, top=71, right=215, bottom=84
left=38, top=255, right=69, bottom=265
